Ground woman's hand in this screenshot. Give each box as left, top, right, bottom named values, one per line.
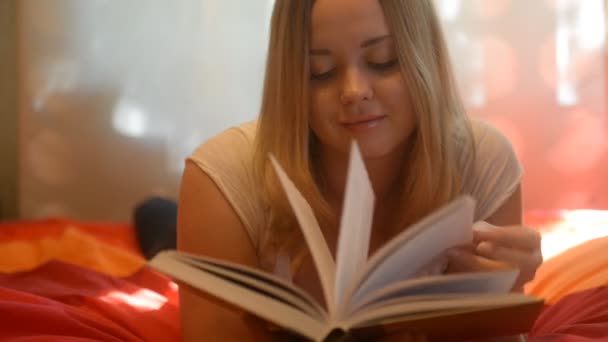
left=447, top=222, right=543, bottom=291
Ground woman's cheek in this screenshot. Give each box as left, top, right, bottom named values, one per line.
left=310, top=90, right=338, bottom=125
left=377, top=75, right=409, bottom=110
left=311, top=87, right=336, bottom=111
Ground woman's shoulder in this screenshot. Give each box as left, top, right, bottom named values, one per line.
left=459, top=119, right=520, bottom=176
left=470, top=119, right=514, bottom=153
left=189, top=121, right=257, bottom=164
left=463, top=119, right=523, bottom=220
left=186, top=120, right=263, bottom=247
left=187, top=119, right=258, bottom=191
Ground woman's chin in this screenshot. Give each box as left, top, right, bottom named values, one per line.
left=358, top=146, right=395, bottom=160
left=316, top=135, right=405, bottom=162
left=355, top=139, right=404, bottom=161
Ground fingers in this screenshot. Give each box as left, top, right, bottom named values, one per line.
left=476, top=242, right=543, bottom=268
left=473, top=223, right=541, bottom=252
left=446, top=249, right=510, bottom=274
left=475, top=242, right=543, bottom=281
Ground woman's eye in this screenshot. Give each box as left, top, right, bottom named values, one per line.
left=368, top=59, right=398, bottom=71
left=311, top=69, right=335, bottom=81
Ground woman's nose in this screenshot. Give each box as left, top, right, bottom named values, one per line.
left=340, top=67, right=373, bottom=105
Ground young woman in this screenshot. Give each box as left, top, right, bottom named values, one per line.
left=177, top=1, right=543, bottom=340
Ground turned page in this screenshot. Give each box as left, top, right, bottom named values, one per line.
left=334, top=143, right=375, bottom=312
left=347, top=196, right=476, bottom=307
left=149, top=252, right=327, bottom=340
left=270, top=156, right=337, bottom=314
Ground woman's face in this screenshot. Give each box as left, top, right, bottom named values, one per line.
left=309, top=0, right=415, bottom=159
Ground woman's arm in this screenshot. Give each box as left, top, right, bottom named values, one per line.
left=177, top=161, right=274, bottom=341
left=484, top=185, right=523, bottom=226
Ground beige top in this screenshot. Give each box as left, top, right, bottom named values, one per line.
left=188, top=120, right=523, bottom=253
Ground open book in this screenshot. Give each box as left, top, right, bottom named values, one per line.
left=149, top=143, right=543, bottom=341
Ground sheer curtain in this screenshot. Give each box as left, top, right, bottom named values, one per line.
left=18, top=1, right=606, bottom=221
left=19, top=0, right=273, bottom=220
left=435, top=0, right=607, bottom=210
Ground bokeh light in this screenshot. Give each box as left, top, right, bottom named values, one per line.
left=471, top=0, right=512, bottom=18
left=547, top=109, right=607, bottom=174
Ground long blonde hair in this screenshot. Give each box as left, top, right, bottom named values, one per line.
left=253, top=0, right=474, bottom=257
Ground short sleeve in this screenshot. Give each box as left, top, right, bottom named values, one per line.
left=463, top=120, right=524, bottom=221
left=186, top=121, right=262, bottom=249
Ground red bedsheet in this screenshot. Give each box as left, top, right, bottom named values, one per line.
left=530, top=286, right=608, bottom=341
left=0, top=261, right=607, bottom=341
left=0, top=216, right=607, bottom=341
left=0, top=261, right=179, bottom=342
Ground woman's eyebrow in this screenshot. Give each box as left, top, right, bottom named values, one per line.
left=310, top=34, right=392, bottom=55
left=361, top=34, right=392, bottom=48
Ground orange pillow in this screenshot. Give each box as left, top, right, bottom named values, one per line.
left=0, top=219, right=145, bottom=277
left=0, top=218, right=142, bottom=255
left=526, top=236, right=608, bottom=304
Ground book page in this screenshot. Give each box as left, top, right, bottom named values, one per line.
left=347, top=196, right=475, bottom=306
left=349, top=270, right=518, bottom=314
left=149, top=252, right=327, bottom=341
left=334, top=142, right=375, bottom=312
left=172, top=251, right=328, bottom=320
left=270, top=156, right=336, bottom=314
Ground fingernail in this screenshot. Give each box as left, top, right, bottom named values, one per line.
left=473, top=221, right=493, bottom=232
left=476, top=241, right=493, bottom=255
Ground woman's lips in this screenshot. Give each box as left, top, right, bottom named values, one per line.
left=341, top=116, right=387, bottom=133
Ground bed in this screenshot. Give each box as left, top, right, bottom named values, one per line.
left=0, top=219, right=179, bottom=341
left=0, top=214, right=606, bottom=341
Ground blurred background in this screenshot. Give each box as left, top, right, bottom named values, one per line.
left=0, top=4, right=607, bottom=336
left=1, top=1, right=607, bottom=242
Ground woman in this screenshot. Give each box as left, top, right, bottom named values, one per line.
left=177, top=0, right=543, bottom=340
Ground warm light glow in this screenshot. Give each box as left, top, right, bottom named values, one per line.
left=98, top=289, right=168, bottom=311
left=112, top=99, right=148, bottom=138
left=574, top=1, right=605, bottom=50
left=540, top=210, right=608, bottom=260
left=471, top=0, right=511, bottom=18
left=555, top=10, right=578, bottom=106
left=169, top=282, right=178, bottom=292
left=547, top=109, right=607, bottom=174
left=480, top=36, right=518, bottom=102
left=435, top=0, right=462, bottom=22
left=552, top=0, right=605, bottom=106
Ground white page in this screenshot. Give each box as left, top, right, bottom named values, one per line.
left=349, top=196, right=475, bottom=305
left=349, top=270, right=518, bottom=314
left=173, top=252, right=328, bottom=320
left=149, top=253, right=327, bottom=341
left=270, top=156, right=336, bottom=315
left=334, top=142, right=375, bottom=312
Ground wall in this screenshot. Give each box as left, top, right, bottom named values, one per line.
left=18, top=0, right=273, bottom=221
left=16, top=1, right=608, bottom=222
left=0, top=0, right=18, bottom=220
left=436, top=0, right=607, bottom=210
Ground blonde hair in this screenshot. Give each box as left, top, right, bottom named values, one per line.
left=253, top=0, right=474, bottom=259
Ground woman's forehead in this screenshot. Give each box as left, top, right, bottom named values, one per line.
left=310, top=0, right=391, bottom=47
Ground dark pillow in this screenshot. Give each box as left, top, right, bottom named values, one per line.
left=133, top=197, right=177, bottom=259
